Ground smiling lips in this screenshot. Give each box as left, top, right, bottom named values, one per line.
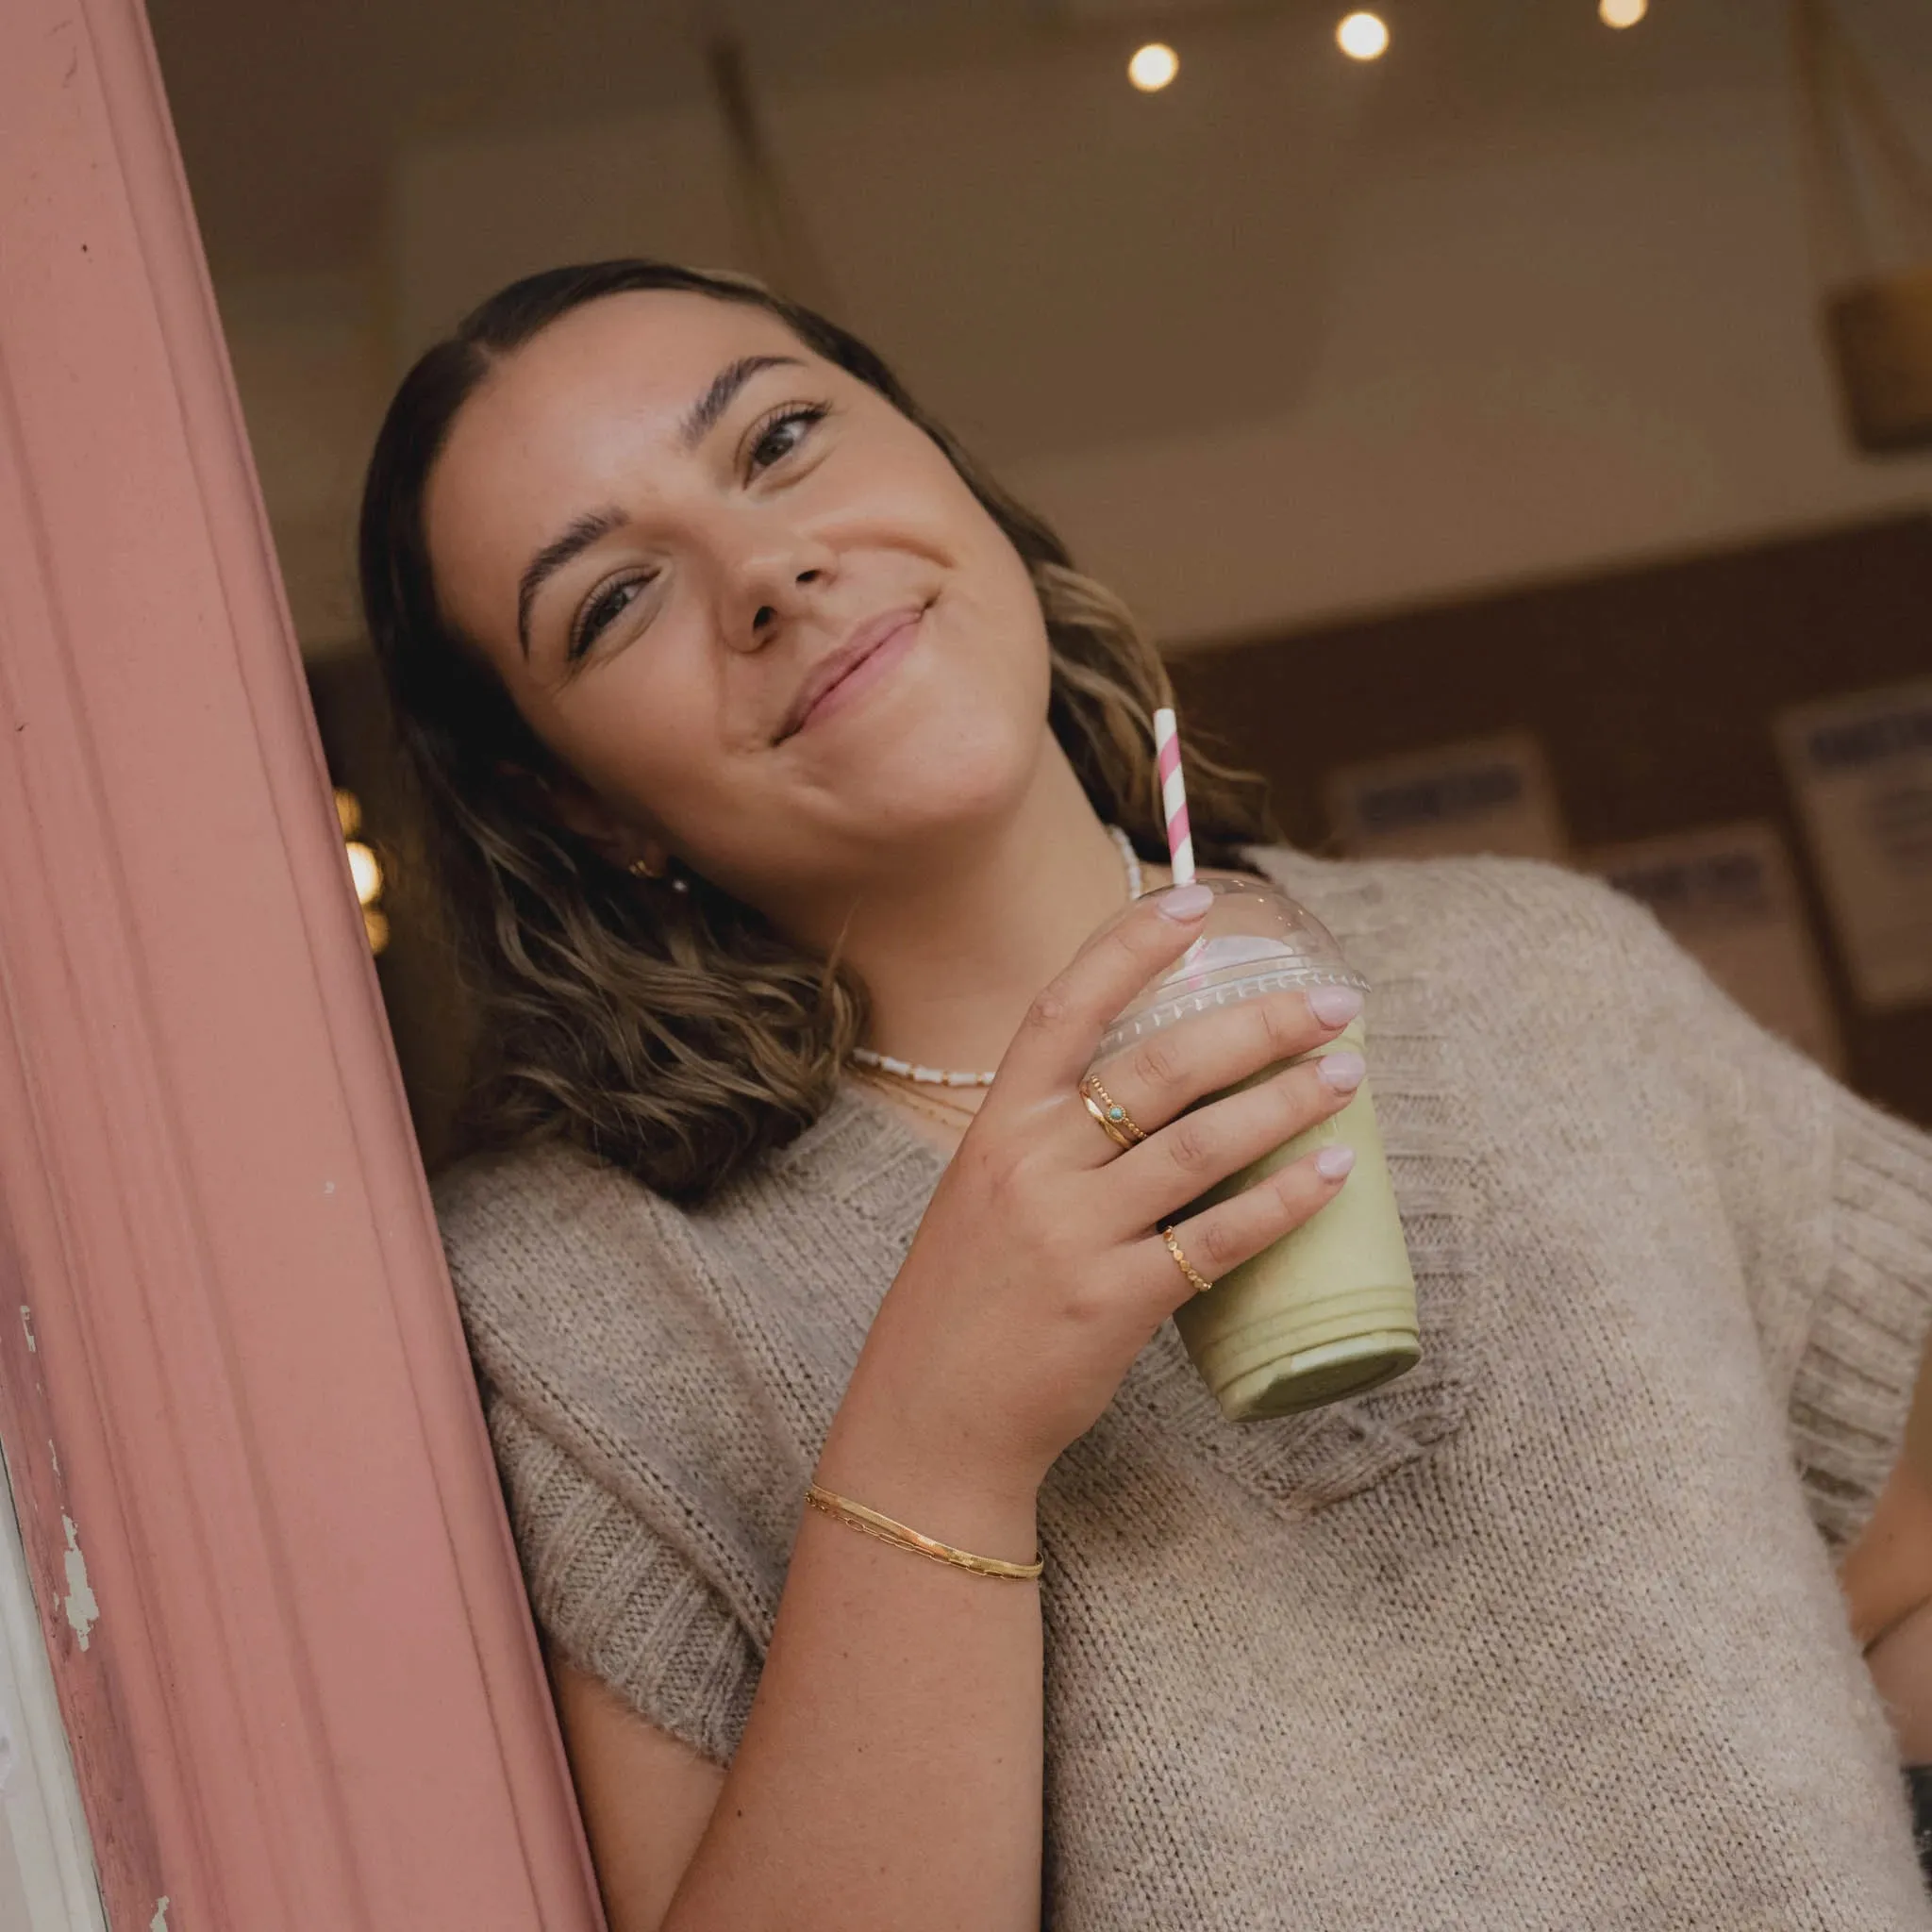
left=775, top=606, right=925, bottom=742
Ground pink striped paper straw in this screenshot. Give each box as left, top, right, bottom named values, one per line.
left=1153, top=707, right=1195, bottom=886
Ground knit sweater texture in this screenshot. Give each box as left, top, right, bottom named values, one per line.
left=436, top=850, right=1932, bottom=1929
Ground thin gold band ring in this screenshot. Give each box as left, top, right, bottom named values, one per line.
left=1159, top=1223, right=1215, bottom=1296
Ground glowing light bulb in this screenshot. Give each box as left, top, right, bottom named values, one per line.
left=363, top=907, right=390, bottom=955
left=1128, top=42, right=1179, bottom=92
left=1600, top=0, right=1647, bottom=25
left=333, top=787, right=361, bottom=838
left=346, top=840, right=383, bottom=908
left=1337, top=11, right=1390, bottom=60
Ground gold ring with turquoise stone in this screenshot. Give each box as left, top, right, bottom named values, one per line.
left=1079, top=1074, right=1146, bottom=1149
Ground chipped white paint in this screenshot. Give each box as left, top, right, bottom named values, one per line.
left=58, top=1520, right=96, bottom=1651
left=321, top=1180, right=334, bottom=1195
left=18, top=1306, right=35, bottom=1354
left=0, top=1445, right=108, bottom=1928
left=150, top=1895, right=170, bottom=1930
left=46, top=1441, right=58, bottom=1480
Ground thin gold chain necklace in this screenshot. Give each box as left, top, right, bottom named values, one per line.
left=846, top=824, right=1144, bottom=1092
left=849, top=1066, right=980, bottom=1133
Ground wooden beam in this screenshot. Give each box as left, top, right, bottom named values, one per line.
left=0, top=3, right=604, bottom=1925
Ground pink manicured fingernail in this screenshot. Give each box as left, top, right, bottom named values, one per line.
left=1307, top=984, right=1362, bottom=1027
left=1317, top=1051, right=1365, bottom=1093
left=1314, top=1144, right=1356, bottom=1180
left=1158, top=883, right=1214, bottom=921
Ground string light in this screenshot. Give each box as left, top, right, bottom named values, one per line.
left=1600, top=0, right=1647, bottom=25
left=1337, top=12, right=1391, bottom=61
left=334, top=788, right=388, bottom=953
left=1128, top=42, right=1179, bottom=92
left=345, top=841, right=383, bottom=908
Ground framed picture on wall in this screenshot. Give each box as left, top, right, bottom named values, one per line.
left=1323, top=731, right=1569, bottom=862
left=1777, top=679, right=1932, bottom=1013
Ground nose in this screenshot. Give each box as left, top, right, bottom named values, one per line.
left=725, top=524, right=838, bottom=653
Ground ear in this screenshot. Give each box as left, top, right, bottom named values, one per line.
left=491, top=761, right=667, bottom=876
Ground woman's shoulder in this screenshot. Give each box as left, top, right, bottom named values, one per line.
left=432, top=1136, right=673, bottom=1302
left=1243, top=843, right=1679, bottom=996
left=431, top=1132, right=650, bottom=1254
left=429, top=1136, right=716, bottom=1396
left=431, top=1137, right=802, bottom=1668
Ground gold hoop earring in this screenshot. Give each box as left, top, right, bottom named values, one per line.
left=628, top=855, right=690, bottom=894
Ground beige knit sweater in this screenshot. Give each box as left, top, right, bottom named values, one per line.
left=436, top=851, right=1932, bottom=1929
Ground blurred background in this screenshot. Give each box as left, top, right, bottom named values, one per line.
left=146, top=0, right=1932, bottom=1163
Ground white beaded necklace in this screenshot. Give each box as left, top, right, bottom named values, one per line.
left=848, top=825, right=1145, bottom=1090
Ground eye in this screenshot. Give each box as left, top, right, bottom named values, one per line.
left=745, top=403, right=828, bottom=475
left=569, top=573, right=653, bottom=660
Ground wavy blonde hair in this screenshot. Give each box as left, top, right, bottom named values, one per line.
left=359, top=260, right=1272, bottom=1202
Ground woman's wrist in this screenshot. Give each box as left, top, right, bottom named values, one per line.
left=816, top=1391, right=1042, bottom=1568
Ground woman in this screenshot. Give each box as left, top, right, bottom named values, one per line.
left=359, top=258, right=1932, bottom=1929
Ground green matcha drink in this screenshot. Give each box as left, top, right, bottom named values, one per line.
left=1093, top=875, right=1420, bottom=1422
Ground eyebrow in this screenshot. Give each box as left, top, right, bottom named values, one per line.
left=516, top=506, right=626, bottom=657
left=676, top=353, right=805, bottom=450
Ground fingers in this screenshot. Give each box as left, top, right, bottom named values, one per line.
left=1144, top=1140, right=1357, bottom=1313
left=995, top=883, right=1217, bottom=1098
left=1081, top=985, right=1362, bottom=1150
left=1105, top=1048, right=1365, bottom=1230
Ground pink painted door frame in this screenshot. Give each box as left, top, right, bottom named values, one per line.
left=0, top=2, right=605, bottom=1926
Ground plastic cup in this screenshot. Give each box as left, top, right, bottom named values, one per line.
left=1092, top=874, right=1421, bottom=1421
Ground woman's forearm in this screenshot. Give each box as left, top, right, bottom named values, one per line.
left=1841, top=1443, right=1932, bottom=1763
left=663, top=1439, right=1045, bottom=1932
left=1867, top=1597, right=1932, bottom=1765
left=655, top=887, right=1341, bottom=1929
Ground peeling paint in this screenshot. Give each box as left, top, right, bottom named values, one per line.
left=151, top=1896, right=170, bottom=1930
left=322, top=1179, right=335, bottom=1195
left=18, top=1304, right=35, bottom=1353
left=47, top=1437, right=59, bottom=1479
left=60, top=1513, right=98, bottom=1649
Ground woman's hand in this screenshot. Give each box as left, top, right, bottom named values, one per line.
left=821, top=881, right=1365, bottom=1522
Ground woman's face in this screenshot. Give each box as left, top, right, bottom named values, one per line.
left=424, top=290, right=1055, bottom=924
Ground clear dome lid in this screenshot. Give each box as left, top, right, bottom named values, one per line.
left=1095, top=872, right=1367, bottom=1063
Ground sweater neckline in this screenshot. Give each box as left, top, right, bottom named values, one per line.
left=809, top=843, right=1303, bottom=1181
left=779, top=846, right=1351, bottom=1214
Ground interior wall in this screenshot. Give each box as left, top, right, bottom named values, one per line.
left=1020, top=75, right=1932, bottom=642
left=387, top=17, right=1357, bottom=467
left=216, top=270, right=388, bottom=642
left=1173, top=511, right=1932, bottom=1128
left=209, top=6, right=1932, bottom=662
